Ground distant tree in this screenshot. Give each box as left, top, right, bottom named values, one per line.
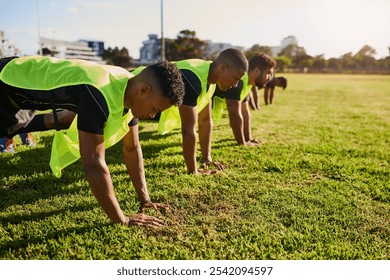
left=103, top=46, right=132, bottom=68
left=354, top=45, right=377, bottom=70
left=278, top=44, right=312, bottom=70
left=355, top=45, right=376, bottom=57
left=245, top=44, right=273, bottom=60
left=339, top=52, right=358, bottom=69
left=41, top=47, right=58, bottom=56
left=327, top=57, right=342, bottom=71
left=295, top=54, right=313, bottom=70
left=312, top=54, right=327, bottom=71
left=166, top=29, right=208, bottom=60
left=278, top=44, right=304, bottom=58
left=274, top=56, right=291, bottom=72
left=377, top=56, right=390, bottom=72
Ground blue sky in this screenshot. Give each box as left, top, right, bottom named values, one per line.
left=1, top=0, right=389, bottom=59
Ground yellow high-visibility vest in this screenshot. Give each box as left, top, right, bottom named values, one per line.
left=212, top=73, right=252, bottom=122
left=0, top=56, right=133, bottom=177
left=158, top=59, right=216, bottom=135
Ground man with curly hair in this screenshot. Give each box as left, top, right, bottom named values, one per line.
left=0, top=56, right=185, bottom=228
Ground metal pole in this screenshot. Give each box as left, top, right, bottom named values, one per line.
left=36, top=0, right=42, bottom=55
left=161, top=0, right=166, bottom=61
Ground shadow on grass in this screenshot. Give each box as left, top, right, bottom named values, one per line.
left=0, top=134, right=55, bottom=178
left=0, top=134, right=86, bottom=211
left=212, top=138, right=237, bottom=149
left=0, top=171, right=87, bottom=211
left=104, top=128, right=183, bottom=165
left=0, top=222, right=109, bottom=257
left=140, top=130, right=182, bottom=156
left=1, top=201, right=98, bottom=225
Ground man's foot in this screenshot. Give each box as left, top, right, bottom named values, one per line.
left=1, top=138, right=15, bottom=153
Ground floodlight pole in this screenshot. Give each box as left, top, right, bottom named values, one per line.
left=160, top=0, right=166, bottom=61
left=36, top=0, right=42, bottom=55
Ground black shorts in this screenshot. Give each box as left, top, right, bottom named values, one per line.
left=0, top=57, right=36, bottom=137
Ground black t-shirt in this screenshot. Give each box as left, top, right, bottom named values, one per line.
left=181, top=69, right=202, bottom=107
left=0, top=57, right=138, bottom=135
left=213, top=80, right=244, bottom=101
left=265, top=78, right=276, bottom=90
left=3, top=84, right=109, bottom=134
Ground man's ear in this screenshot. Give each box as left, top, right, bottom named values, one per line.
left=219, top=63, right=228, bottom=73
left=137, top=82, right=152, bottom=96
left=253, top=67, right=261, bottom=76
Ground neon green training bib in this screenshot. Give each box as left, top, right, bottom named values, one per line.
left=157, top=59, right=216, bottom=135
left=0, top=56, right=133, bottom=177
left=212, top=73, right=252, bottom=122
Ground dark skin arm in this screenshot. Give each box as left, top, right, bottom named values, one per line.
left=198, top=102, right=213, bottom=162
left=179, top=104, right=198, bottom=174
left=226, top=99, right=259, bottom=146
left=122, top=124, right=168, bottom=213
left=264, top=87, right=270, bottom=105
left=241, top=101, right=260, bottom=145
left=198, top=102, right=226, bottom=171
left=226, top=98, right=246, bottom=145
left=78, top=130, right=163, bottom=228
left=250, top=86, right=260, bottom=110
left=179, top=104, right=221, bottom=174
left=269, top=88, right=275, bottom=104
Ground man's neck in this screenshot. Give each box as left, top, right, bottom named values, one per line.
left=207, top=62, right=217, bottom=85
left=123, top=79, right=133, bottom=109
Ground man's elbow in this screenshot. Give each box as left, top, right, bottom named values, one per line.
left=123, top=142, right=141, bottom=156
left=82, top=157, right=107, bottom=177
left=181, top=124, right=196, bottom=137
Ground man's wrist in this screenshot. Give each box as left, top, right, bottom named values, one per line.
left=141, top=198, right=151, bottom=205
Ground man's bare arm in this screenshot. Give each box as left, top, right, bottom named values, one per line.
left=198, top=102, right=213, bottom=162
left=179, top=105, right=198, bottom=174
left=250, top=86, right=260, bottom=110
left=79, top=130, right=163, bottom=228
left=198, top=102, right=226, bottom=171
left=122, top=124, right=168, bottom=213
left=226, top=99, right=246, bottom=145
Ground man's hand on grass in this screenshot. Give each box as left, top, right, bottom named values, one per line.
left=140, top=201, right=169, bottom=214
left=125, top=213, right=164, bottom=229
left=245, top=139, right=261, bottom=146
left=201, top=160, right=227, bottom=171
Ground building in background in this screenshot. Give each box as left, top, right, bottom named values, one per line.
left=40, top=37, right=104, bottom=63
left=83, top=40, right=105, bottom=57
left=271, top=36, right=298, bottom=56
left=0, top=30, right=21, bottom=58
left=203, top=41, right=233, bottom=59
left=138, top=34, right=162, bottom=65
left=138, top=34, right=239, bottom=64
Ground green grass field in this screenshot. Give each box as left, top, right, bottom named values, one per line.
left=1, top=74, right=389, bottom=260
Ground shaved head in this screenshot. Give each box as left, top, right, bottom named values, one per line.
left=215, top=48, right=248, bottom=72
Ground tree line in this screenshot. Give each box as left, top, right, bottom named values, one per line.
left=104, top=30, right=390, bottom=74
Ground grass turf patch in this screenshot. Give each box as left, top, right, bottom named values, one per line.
left=1, top=74, right=389, bottom=259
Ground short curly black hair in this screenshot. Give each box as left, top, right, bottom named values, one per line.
left=144, top=61, right=185, bottom=106
left=249, top=53, right=277, bottom=71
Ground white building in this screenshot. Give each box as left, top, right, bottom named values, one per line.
left=40, top=37, right=104, bottom=63
left=271, top=36, right=298, bottom=56
left=138, top=34, right=162, bottom=64
left=0, top=30, right=21, bottom=58
left=138, top=34, right=237, bottom=63
left=204, top=41, right=233, bottom=59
